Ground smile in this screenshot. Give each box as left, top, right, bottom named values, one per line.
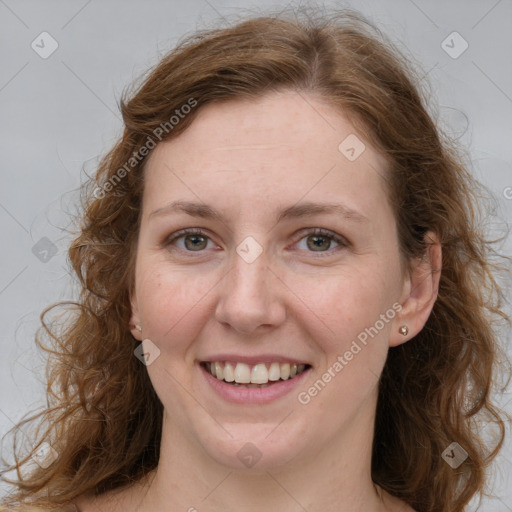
left=201, top=361, right=310, bottom=387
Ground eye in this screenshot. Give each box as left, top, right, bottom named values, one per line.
left=163, top=227, right=349, bottom=257
left=165, top=228, right=216, bottom=253
left=293, top=228, right=349, bottom=256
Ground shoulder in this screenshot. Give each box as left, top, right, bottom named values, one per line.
left=378, top=489, right=416, bottom=512
left=73, top=490, right=124, bottom=512
left=0, top=506, right=78, bottom=512
left=73, top=473, right=154, bottom=512
left=396, top=501, right=417, bottom=512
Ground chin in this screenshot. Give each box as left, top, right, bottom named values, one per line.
left=197, top=421, right=310, bottom=472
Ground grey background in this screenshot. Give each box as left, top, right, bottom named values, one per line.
left=0, top=0, right=511, bottom=509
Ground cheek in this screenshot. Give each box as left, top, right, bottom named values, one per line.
left=135, top=261, right=218, bottom=349
left=289, top=263, right=397, bottom=348
left=293, top=273, right=393, bottom=416
left=297, top=265, right=399, bottom=406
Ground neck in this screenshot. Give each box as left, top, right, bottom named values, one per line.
left=132, top=394, right=390, bottom=512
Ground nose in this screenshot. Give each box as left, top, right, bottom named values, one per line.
left=214, top=248, right=286, bottom=335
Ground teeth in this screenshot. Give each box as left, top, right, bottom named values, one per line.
left=205, top=361, right=308, bottom=385
left=214, top=362, right=224, bottom=380
left=268, top=362, right=281, bottom=381
left=223, top=362, right=235, bottom=382
left=234, top=363, right=251, bottom=384
left=251, top=363, right=268, bottom=384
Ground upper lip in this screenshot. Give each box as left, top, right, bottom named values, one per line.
left=198, top=354, right=311, bottom=366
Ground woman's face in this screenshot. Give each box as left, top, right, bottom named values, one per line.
left=130, top=90, right=413, bottom=471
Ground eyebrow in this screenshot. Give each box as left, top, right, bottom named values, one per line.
left=149, top=200, right=370, bottom=225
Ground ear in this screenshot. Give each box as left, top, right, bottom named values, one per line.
left=129, top=288, right=143, bottom=341
left=389, top=231, right=442, bottom=347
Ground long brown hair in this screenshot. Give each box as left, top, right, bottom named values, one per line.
left=1, top=6, right=510, bottom=512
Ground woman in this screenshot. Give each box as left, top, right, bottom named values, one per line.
left=1, top=7, right=509, bottom=512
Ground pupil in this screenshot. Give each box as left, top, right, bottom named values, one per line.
left=185, top=235, right=206, bottom=251
left=309, top=235, right=329, bottom=251
left=185, top=235, right=331, bottom=252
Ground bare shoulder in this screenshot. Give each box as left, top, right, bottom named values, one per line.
left=73, top=486, right=135, bottom=512
left=73, top=493, right=115, bottom=512
left=73, top=471, right=155, bottom=512
left=393, top=498, right=417, bottom=511
left=75, top=486, right=418, bottom=512
left=0, top=506, right=78, bottom=512
left=76, top=493, right=417, bottom=512
left=392, top=497, right=416, bottom=512
left=379, top=488, right=417, bottom=512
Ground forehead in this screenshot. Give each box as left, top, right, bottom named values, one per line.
left=142, top=91, right=391, bottom=222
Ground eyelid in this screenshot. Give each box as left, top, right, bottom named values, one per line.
left=163, top=228, right=217, bottom=251
left=163, top=227, right=349, bottom=256
left=291, top=227, right=349, bottom=256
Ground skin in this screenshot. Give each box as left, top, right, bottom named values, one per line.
left=75, top=90, right=441, bottom=512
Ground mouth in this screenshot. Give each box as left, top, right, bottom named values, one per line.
left=200, top=361, right=312, bottom=388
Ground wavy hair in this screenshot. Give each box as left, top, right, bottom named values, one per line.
left=1, top=6, right=510, bottom=512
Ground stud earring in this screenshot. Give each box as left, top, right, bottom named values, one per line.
left=136, top=324, right=142, bottom=332
left=399, top=325, right=409, bottom=336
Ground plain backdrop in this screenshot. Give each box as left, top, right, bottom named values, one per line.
left=0, top=0, right=511, bottom=509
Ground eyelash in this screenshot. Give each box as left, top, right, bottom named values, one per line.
left=163, top=228, right=349, bottom=258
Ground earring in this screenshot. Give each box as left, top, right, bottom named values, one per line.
left=136, top=324, right=142, bottom=332
left=399, top=325, right=409, bottom=336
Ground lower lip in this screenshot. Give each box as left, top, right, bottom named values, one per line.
left=200, top=363, right=311, bottom=404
